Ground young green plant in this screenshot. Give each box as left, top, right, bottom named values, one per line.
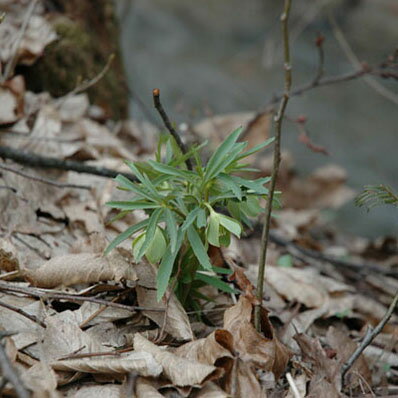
left=105, top=127, right=274, bottom=310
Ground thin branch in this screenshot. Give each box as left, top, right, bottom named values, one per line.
left=0, top=300, right=46, bottom=328
left=0, top=164, right=91, bottom=190
left=328, top=12, right=398, bottom=106
left=341, top=288, right=398, bottom=387
left=1, top=0, right=39, bottom=83
left=0, top=145, right=137, bottom=181
left=152, top=88, right=193, bottom=170
left=0, top=336, right=30, bottom=398
left=0, top=281, right=164, bottom=313
left=312, top=34, right=325, bottom=85
left=56, top=54, right=115, bottom=106
left=255, top=0, right=292, bottom=332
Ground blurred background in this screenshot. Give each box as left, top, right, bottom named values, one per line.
left=116, top=0, right=398, bottom=238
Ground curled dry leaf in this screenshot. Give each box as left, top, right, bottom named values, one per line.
left=22, top=251, right=137, bottom=288
left=51, top=351, right=162, bottom=377
left=194, top=381, right=229, bottom=398
left=175, top=329, right=234, bottom=375
left=134, top=333, right=219, bottom=387
left=223, top=296, right=290, bottom=380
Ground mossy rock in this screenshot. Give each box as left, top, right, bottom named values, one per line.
left=20, top=0, right=128, bottom=120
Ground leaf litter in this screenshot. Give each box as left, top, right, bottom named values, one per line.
left=0, top=2, right=397, bottom=397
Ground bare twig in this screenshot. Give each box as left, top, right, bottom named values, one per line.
left=0, top=300, right=46, bottom=328
left=0, top=281, right=164, bottom=313
left=254, top=0, right=292, bottom=332
left=312, top=34, right=325, bottom=85
left=341, top=288, right=398, bottom=387
left=328, top=13, right=398, bottom=106
left=0, top=335, right=30, bottom=398
left=0, top=164, right=91, bottom=190
left=56, top=54, right=115, bottom=106
left=152, top=88, right=193, bottom=170
left=1, top=0, right=39, bottom=82
left=0, top=145, right=137, bottom=181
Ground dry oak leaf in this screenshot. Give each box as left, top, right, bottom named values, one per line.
left=21, top=362, right=59, bottom=398
left=223, top=296, right=290, bottom=380
left=51, top=351, right=162, bottom=377
left=66, top=384, right=124, bottom=398
left=135, top=377, right=165, bottom=398
left=22, top=251, right=137, bottom=288
left=134, top=333, right=220, bottom=387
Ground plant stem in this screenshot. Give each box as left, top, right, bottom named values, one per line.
left=152, top=88, right=193, bottom=170
left=254, top=0, right=292, bottom=332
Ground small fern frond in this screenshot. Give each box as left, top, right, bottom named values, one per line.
left=355, top=184, right=398, bottom=211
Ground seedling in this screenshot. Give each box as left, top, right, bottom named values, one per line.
left=105, top=127, right=274, bottom=310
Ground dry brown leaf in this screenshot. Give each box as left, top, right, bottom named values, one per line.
left=21, top=362, right=59, bottom=398
left=136, top=262, right=193, bottom=341
left=134, top=333, right=219, bottom=387
left=58, top=94, right=90, bottom=122
left=193, top=381, right=229, bottom=398
left=223, top=297, right=290, bottom=379
left=326, top=326, right=371, bottom=389
left=42, top=314, right=100, bottom=362
left=66, top=384, right=124, bottom=398
left=51, top=351, right=162, bottom=377
left=224, top=359, right=263, bottom=397
left=175, top=329, right=233, bottom=371
left=136, top=377, right=165, bottom=398
left=136, top=286, right=193, bottom=341
left=294, top=333, right=341, bottom=397
left=22, top=251, right=137, bottom=288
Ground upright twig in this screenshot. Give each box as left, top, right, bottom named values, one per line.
left=312, top=34, right=325, bottom=85
left=0, top=335, right=30, bottom=398
left=254, top=0, right=292, bottom=332
left=340, top=288, right=398, bottom=387
left=152, top=88, right=193, bottom=170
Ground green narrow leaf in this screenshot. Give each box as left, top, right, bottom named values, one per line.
left=237, top=137, right=275, bottom=160
left=231, top=175, right=269, bottom=194
left=104, top=218, right=149, bottom=255
left=187, top=226, right=212, bottom=270
left=148, top=160, right=195, bottom=179
left=145, top=227, right=167, bottom=263
left=106, top=201, right=159, bottom=211
left=165, top=208, right=178, bottom=253
left=218, top=214, right=241, bottom=238
left=181, top=208, right=201, bottom=231
left=204, top=127, right=243, bottom=181
left=136, top=208, right=163, bottom=261
left=217, top=173, right=242, bottom=200
left=114, top=175, right=156, bottom=202
left=156, top=230, right=184, bottom=301
left=195, top=273, right=238, bottom=294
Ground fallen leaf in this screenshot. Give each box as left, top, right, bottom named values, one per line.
left=326, top=326, right=371, bottom=389
left=134, top=333, right=219, bottom=387
left=136, top=377, right=165, bottom=398
left=22, top=251, right=137, bottom=288
left=21, top=362, right=59, bottom=397
left=223, top=296, right=290, bottom=379
left=66, top=384, right=124, bottom=398
left=51, top=351, right=162, bottom=377
left=294, top=333, right=341, bottom=397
